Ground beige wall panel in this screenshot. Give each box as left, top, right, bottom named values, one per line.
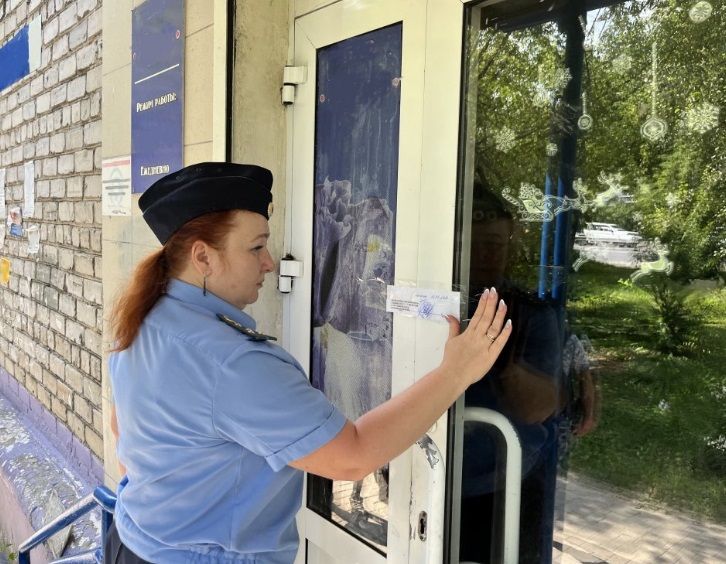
left=101, top=66, right=132, bottom=159
left=187, top=0, right=215, bottom=36
left=231, top=0, right=289, bottom=336
left=102, top=203, right=158, bottom=249
left=102, top=159, right=158, bottom=246
left=102, top=238, right=157, bottom=333
left=184, top=141, right=214, bottom=164
left=295, top=0, right=341, bottom=18
left=101, top=239, right=152, bottom=331
left=102, top=213, right=133, bottom=245
left=103, top=0, right=133, bottom=76
left=184, top=26, right=215, bottom=147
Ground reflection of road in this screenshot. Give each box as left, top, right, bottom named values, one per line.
left=555, top=473, right=726, bottom=563
left=331, top=473, right=388, bottom=551
left=574, top=244, right=640, bottom=269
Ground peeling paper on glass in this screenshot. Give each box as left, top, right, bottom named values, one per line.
left=386, top=286, right=460, bottom=321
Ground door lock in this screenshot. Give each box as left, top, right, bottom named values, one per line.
left=278, top=254, right=303, bottom=293
left=417, top=510, right=427, bottom=541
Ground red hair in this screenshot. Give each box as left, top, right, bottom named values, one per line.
left=110, top=211, right=239, bottom=351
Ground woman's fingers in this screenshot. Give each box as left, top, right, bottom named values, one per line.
left=483, top=299, right=508, bottom=341
left=468, top=289, right=490, bottom=331
left=487, top=319, right=513, bottom=358
left=446, top=315, right=461, bottom=340
left=469, top=287, right=498, bottom=332
left=441, top=294, right=512, bottom=386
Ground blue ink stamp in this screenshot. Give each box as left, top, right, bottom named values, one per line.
left=418, top=299, right=434, bottom=319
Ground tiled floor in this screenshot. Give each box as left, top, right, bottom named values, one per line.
left=555, top=473, right=726, bottom=563
left=310, top=470, right=725, bottom=562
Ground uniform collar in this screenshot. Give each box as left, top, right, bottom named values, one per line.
left=166, top=278, right=257, bottom=330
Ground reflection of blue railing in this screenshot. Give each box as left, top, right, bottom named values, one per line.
left=538, top=8, right=585, bottom=307
left=18, top=486, right=116, bottom=564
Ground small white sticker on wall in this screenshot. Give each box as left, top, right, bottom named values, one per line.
left=102, top=156, right=132, bottom=216
left=386, top=286, right=460, bottom=321
left=23, top=161, right=35, bottom=217
left=26, top=224, right=40, bottom=255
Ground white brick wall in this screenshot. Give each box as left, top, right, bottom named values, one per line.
left=0, top=0, right=104, bottom=460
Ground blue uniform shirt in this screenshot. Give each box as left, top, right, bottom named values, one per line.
left=109, top=279, right=347, bottom=563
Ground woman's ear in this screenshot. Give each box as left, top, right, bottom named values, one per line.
left=189, top=240, right=213, bottom=276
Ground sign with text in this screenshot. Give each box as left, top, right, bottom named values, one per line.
left=131, top=0, right=184, bottom=193
left=102, top=156, right=132, bottom=216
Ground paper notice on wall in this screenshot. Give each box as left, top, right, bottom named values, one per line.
left=102, top=156, right=132, bottom=216
left=23, top=161, right=35, bottom=217
left=0, top=169, right=5, bottom=248
left=386, top=285, right=460, bottom=322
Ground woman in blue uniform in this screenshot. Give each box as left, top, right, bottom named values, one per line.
left=106, top=162, right=512, bottom=563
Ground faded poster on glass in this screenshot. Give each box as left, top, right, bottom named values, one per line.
left=308, top=24, right=402, bottom=551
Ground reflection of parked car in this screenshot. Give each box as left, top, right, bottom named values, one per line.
left=575, top=222, right=641, bottom=247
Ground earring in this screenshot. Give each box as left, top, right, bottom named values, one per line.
left=203, top=274, right=208, bottom=296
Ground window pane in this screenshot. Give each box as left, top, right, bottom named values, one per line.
left=454, top=1, right=725, bottom=562
left=307, top=23, right=403, bottom=553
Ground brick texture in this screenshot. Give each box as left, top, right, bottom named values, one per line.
left=0, top=0, right=104, bottom=460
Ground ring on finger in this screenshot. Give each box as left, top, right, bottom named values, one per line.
left=485, top=332, right=497, bottom=342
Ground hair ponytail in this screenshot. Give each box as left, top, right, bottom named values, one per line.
left=110, top=210, right=239, bottom=352
left=110, top=249, right=169, bottom=351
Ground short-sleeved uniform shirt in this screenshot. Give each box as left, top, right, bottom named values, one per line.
left=109, top=279, right=347, bottom=563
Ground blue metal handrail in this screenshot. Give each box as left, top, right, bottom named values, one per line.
left=18, top=485, right=116, bottom=564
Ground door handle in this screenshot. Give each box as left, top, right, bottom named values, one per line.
left=463, top=407, right=522, bottom=564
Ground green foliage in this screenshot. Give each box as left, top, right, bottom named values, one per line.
left=467, top=0, right=725, bottom=281
left=583, top=1, right=725, bottom=281
left=0, top=539, right=17, bottom=562
left=465, top=0, right=725, bottom=522
left=569, top=263, right=726, bottom=523
left=623, top=274, right=704, bottom=356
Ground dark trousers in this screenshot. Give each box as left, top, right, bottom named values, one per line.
left=104, top=521, right=152, bottom=564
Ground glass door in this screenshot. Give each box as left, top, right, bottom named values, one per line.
left=451, top=0, right=725, bottom=562
left=287, top=1, right=465, bottom=562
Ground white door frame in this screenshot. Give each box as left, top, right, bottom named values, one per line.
left=285, top=0, right=466, bottom=561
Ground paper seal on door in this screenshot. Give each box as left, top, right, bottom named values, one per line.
left=386, top=286, right=460, bottom=321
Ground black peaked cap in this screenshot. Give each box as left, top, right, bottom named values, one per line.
left=138, top=162, right=273, bottom=244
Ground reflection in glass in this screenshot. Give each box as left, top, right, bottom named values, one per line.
left=307, top=24, right=403, bottom=553
left=455, top=1, right=724, bottom=562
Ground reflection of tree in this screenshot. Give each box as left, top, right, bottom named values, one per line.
left=470, top=1, right=725, bottom=281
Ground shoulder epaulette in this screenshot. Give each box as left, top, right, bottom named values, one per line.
left=216, top=314, right=277, bottom=341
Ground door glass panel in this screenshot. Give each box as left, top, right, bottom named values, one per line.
left=307, top=23, right=403, bottom=554
left=453, top=1, right=725, bottom=562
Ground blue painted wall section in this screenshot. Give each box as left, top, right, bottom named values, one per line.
left=0, top=25, right=30, bottom=92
